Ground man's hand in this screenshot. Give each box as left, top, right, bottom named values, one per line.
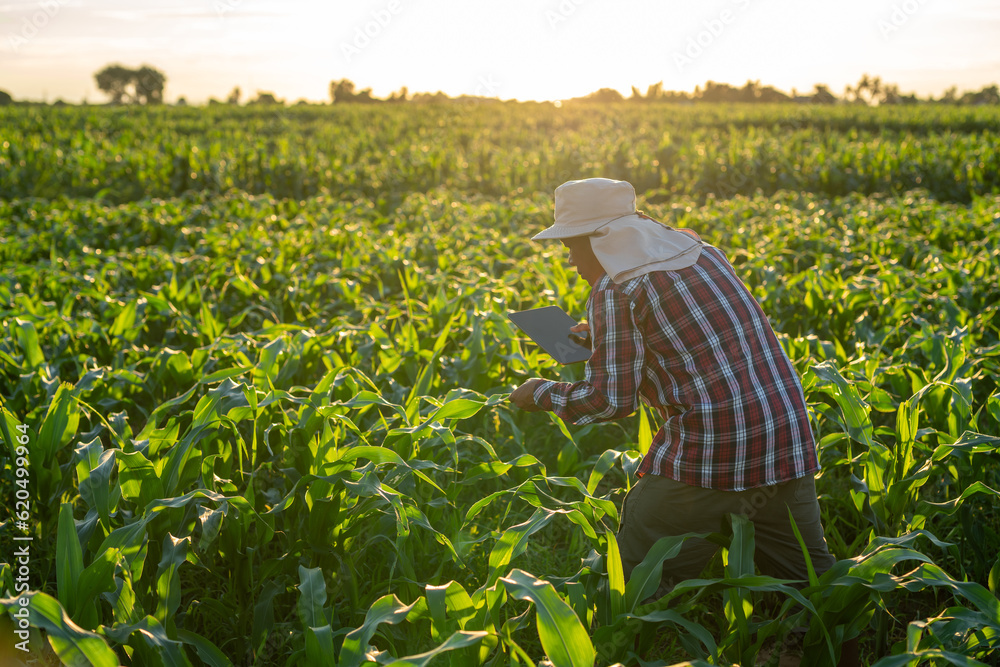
left=568, top=322, right=591, bottom=349
left=510, top=378, right=544, bottom=412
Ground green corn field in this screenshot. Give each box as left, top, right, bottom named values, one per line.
left=1, top=102, right=999, bottom=666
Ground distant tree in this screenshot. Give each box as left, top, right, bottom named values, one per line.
left=583, top=88, right=624, bottom=103
left=95, top=64, right=134, bottom=104
left=411, top=91, right=449, bottom=104
left=329, top=79, right=384, bottom=103
left=330, top=79, right=356, bottom=103
left=757, top=86, right=791, bottom=103
left=659, top=89, right=691, bottom=102
left=176, top=97, right=187, bottom=106
left=812, top=84, right=837, bottom=105
left=227, top=86, right=241, bottom=105
left=353, top=87, right=378, bottom=103
left=0, top=90, right=12, bottom=105
left=625, top=81, right=694, bottom=103
left=961, top=84, right=1000, bottom=105
left=134, top=65, right=166, bottom=104
left=249, top=91, right=282, bottom=105
left=844, top=77, right=917, bottom=106
left=94, top=64, right=166, bottom=104
left=386, top=86, right=408, bottom=103
left=879, top=83, right=902, bottom=105
left=864, top=75, right=882, bottom=105
left=939, top=86, right=958, bottom=103
left=739, top=80, right=761, bottom=102
left=734, top=80, right=791, bottom=103
left=700, top=81, right=740, bottom=103
left=847, top=74, right=882, bottom=105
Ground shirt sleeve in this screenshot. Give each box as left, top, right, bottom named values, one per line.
left=532, top=283, right=645, bottom=424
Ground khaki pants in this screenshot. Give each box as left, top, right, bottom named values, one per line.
left=617, top=473, right=836, bottom=590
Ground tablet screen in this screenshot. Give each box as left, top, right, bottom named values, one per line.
left=508, top=306, right=592, bottom=365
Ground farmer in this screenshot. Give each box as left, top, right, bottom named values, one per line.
left=510, top=178, right=844, bottom=654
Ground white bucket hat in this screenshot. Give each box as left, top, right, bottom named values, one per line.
left=532, top=178, right=638, bottom=240
left=533, top=178, right=703, bottom=283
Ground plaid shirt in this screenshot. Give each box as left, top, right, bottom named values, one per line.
left=533, top=245, right=819, bottom=491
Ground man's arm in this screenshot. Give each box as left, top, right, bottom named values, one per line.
left=529, top=285, right=645, bottom=424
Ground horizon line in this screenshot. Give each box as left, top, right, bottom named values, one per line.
left=6, top=75, right=999, bottom=107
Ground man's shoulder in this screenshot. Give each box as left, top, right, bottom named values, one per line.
left=592, top=274, right=646, bottom=302
left=586, top=275, right=644, bottom=319
left=591, top=244, right=733, bottom=297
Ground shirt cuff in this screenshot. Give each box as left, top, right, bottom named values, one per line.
left=532, top=380, right=557, bottom=411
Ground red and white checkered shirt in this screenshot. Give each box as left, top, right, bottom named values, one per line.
left=533, top=245, right=819, bottom=491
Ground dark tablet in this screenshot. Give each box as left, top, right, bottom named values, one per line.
left=508, top=306, right=592, bottom=365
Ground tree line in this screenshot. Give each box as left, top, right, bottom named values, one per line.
left=578, top=75, right=999, bottom=106
left=322, top=75, right=1000, bottom=106
left=1, top=66, right=998, bottom=107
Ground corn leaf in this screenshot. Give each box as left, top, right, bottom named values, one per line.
left=296, top=565, right=328, bottom=629
left=0, top=591, right=118, bottom=667
left=499, top=568, right=595, bottom=667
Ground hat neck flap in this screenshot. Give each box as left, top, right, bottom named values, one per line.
left=589, top=214, right=703, bottom=284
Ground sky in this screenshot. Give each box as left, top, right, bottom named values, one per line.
left=1, top=0, right=999, bottom=104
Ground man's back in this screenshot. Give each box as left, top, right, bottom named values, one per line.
left=622, top=244, right=818, bottom=491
